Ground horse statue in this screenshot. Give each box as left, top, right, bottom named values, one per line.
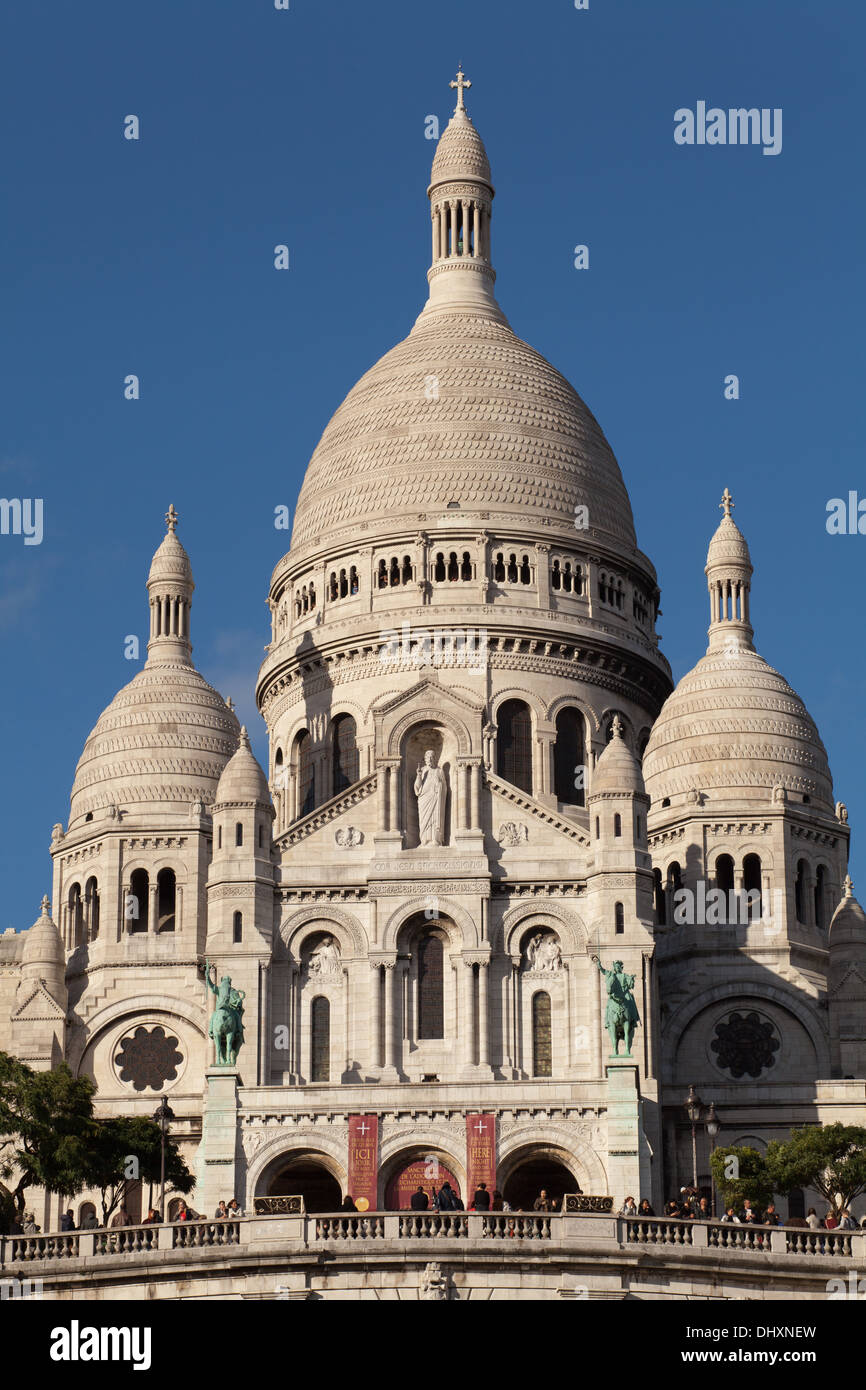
left=592, top=955, right=640, bottom=1057
left=205, top=959, right=246, bottom=1066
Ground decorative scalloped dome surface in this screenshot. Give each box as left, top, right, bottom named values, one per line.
left=291, top=315, right=637, bottom=551
left=430, top=109, right=492, bottom=185
left=215, top=729, right=271, bottom=806
left=706, top=515, right=751, bottom=569
left=69, top=664, right=240, bottom=823
left=642, top=649, right=833, bottom=810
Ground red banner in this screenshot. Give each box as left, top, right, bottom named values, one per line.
left=466, top=1113, right=496, bottom=1206
left=347, top=1114, right=379, bottom=1212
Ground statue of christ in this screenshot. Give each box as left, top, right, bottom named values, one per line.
left=414, top=750, right=447, bottom=846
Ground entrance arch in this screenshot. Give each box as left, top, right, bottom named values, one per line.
left=499, top=1144, right=581, bottom=1213
left=260, top=1149, right=344, bottom=1213
left=380, top=1145, right=463, bottom=1210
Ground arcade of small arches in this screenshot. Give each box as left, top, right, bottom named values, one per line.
left=61, top=866, right=181, bottom=949
left=269, top=539, right=657, bottom=643
left=651, top=851, right=834, bottom=929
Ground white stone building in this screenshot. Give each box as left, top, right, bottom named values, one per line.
left=2, top=76, right=864, bottom=1232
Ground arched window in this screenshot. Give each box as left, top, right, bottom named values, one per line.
left=532, top=992, right=552, bottom=1077
left=554, top=708, right=585, bottom=806
left=507, top=554, right=518, bottom=583
left=434, top=552, right=446, bottom=583
left=68, top=882, right=84, bottom=948
left=653, top=868, right=666, bottom=925
left=378, top=559, right=388, bottom=589
left=332, top=714, right=359, bottom=797
left=233, top=911, right=242, bottom=943
left=78, top=1201, right=97, bottom=1229
left=551, top=559, right=562, bottom=590
left=494, top=552, right=505, bottom=582
left=520, top=555, right=531, bottom=585
left=447, top=551, right=459, bottom=581
left=417, top=932, right=444, bottom=1039
left=716, top=854, right=735, bottom=896
left=794, top=858, right=807, bottom=922
left=614, top=813, right=622, bottom=838
left=128, top=869, right=148, bottom=933
left=258, top=823, right=263, bottom=849
left=497, top=699, right=533, bottom=794
left=461, top=551, right=472, bottom=581
left=218, top=826, right=222, bottom=850
left=157, top=868, right=176, bottom=933
left=595, top=817, right=600, bottom=840
left=814, top=865, right=827, bottom=930
left=85, top=876, right=99, bottom=941
left=614, top=902, right=624, bottom=933
left=667, top=862, right=682, bottom=920
left=235, top=821, right=243, bottom=847
left=311, top=996, right=330, bottom=1082
left=743, top=854, right=762, bottom=920
left=295, top=731, right=315, bottom=818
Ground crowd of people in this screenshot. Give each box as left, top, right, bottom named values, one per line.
left=9, top=1196, right=246, bottom=1235
left=619, top=1186, right=862, bottom=1230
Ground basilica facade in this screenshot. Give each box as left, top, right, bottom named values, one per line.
left=3, top=78, right=865, bottom=1227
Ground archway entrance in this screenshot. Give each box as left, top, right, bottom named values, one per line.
left=267, top=1157, right=342, bottom=1214
left=501, top=1155, right=579, bottom=1213
left=382, top=1150, right=462, bottom=1210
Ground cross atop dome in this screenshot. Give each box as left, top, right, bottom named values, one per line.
left=719, top=488, right=734, bottom=518
left=166, top=503, right=179, bottom=534
left=611, top=714, right=624, bottom=740
left=450, top=65, right=471, bottom=111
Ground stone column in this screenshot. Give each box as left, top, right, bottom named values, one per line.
left=175, top=885, right=183, bottom=936
left=287, top=963, right=298, bottom=1078
left=384, top=961, right=396, bottom=1070
left=470, top=761, right=481, bottom=830
left=377, top=766, right=388, bottom=832
left=462, top=961, right=475, bottom=1069
left=590, top=961, right=602, bottom=1076
left=258, top=961, right=271, bottom=1085
left=478, top=960, right=490, bottom=1067
left=370, top=963, right=382, bottom=1069
left=148, top=882, right=158, bottom=934
left=473, top=202, right=480, bottom=257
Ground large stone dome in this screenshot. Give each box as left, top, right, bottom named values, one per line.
left=69, top=662, right=240, bottom=827
left=290, top=313, right=638, bottom=552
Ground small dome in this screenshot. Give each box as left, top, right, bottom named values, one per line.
left=69, top=665, right=240, bottom=827
left=591, top=717, right=645, bottom=797
left=706, top=514, right=752, bottom=572
left=214, top=727, right=272, bottom=809
left=430, top=107, right=492, bottom=187
left=829, top=877, right=866, bottom=948
left=147, top=505, right=193, bottom=588
left=644, top=648, right=832, bottom=811
left=22, top=896, right=64, bottom=970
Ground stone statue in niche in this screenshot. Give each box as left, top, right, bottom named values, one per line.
left=414, top=750, right=447, bottom=846
left=836, top=801, right=848, bottom=823
left=308, top=936, right=341, bottom=976
left=525, top=933, right=563, bottom=973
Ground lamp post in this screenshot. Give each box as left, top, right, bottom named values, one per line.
left=152, top=1097, right=175, bottom=1219
left=706, top=1102, right=720, bottom=1216
left=684, top=1085, right=703, bottom=1191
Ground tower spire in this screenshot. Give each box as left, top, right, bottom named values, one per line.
left=705, top=488, right=754, bottom=654
left=146, top=504, right=195, bottom=664
left=418, top=71, right=505, bottom=324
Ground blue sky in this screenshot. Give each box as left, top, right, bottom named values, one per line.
left=2, top=0, right=864, bottom=929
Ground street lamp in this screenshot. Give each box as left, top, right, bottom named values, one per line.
left=706, top=1102, right=720, bottom=1216
left=684, top=1085, right=703, bottom=1191
left=152, top=1097, right=175, bottom=1219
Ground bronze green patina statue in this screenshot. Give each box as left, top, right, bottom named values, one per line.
left=592, top=955, right=640, bottom=1057
left=205, top=959, right=246, bottom=1066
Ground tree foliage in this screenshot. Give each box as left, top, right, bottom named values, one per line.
left=83, top=1116, right=194, bottom=1222
left=766, top=1124, right=866, bottom=1215
left=709, top=1145, right=774, bottom=1212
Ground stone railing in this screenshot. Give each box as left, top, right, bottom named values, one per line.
left=3, top=1213, right=864, bottom=1269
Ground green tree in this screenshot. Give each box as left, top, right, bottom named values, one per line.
left=709, top=1145, right=774, bottom=1213
left=83, top=1116, right=194, bottom=1223
left=766, top=1124, right=866, bottom=1216
left=0, top=1053, right=96, bottom=1224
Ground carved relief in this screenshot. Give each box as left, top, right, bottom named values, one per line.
left=498, top=822, right=528, bottom=846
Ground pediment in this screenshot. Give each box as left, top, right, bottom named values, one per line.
left=373, top=676, right=484, bottom=722
left=12, top=980, right=66, bottom=1022
left=373, top=677, right=484, bottom=758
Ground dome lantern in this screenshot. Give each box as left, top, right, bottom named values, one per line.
left=705, top=488, right=754, bottom=655
left=147, top=504, right=195, bottom=665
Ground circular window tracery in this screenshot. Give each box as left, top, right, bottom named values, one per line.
left=710, top=1010, right=780, bottom=1079
left=114, top=1025, right=184, bottom=1092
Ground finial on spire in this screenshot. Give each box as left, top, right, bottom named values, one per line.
left=611, top=714, right=624, bottom=740
left=226, top=696, right=235, bottom=712
left=844, top=874, right=854, bottom=899
left=720, top=488, right=734, bottom=518
left=450, top=65, right=471, bottom=111
left=239, top=725, right=250, bottom=748
left=165, top=503, right=179, bottom=534
left=40, top=894, right=51, bottom=915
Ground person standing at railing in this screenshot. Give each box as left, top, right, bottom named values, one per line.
left=227, top=1198, right=244, bottom=1218
left=409, top=1186, right=429, bottom=1211
left=762, top=1203, right=783, bottom=1227
left=719, top=1207, right=740, bottom=1224
left=620, top=1196, right=637, bottom=1216
left=214, top=1200, right=229, bottom=1220
left=638, top=1199, right=655, bottom=1217
left=341, top=1194, right=357, bottom=1212
left=110, top=1207, right=132, bottom=1228
left=60, top=1210, right=75, bottom=1232
left=838, top=1209, right=857, bottom=1230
